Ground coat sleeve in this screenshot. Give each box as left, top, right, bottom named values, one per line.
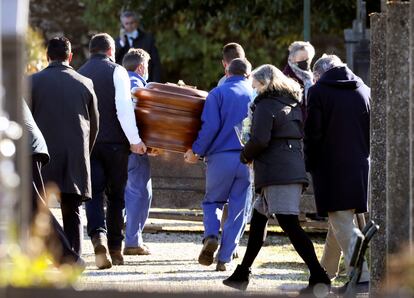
left=148, top=35, right=162, bottom=82
left=304, top=86, right=323, bottom=171
left=192, top=90, right=221, bottom=156
left=115, top=37, right=130, bottom=65
left=242, top=101, right=273, bottom=162
left=86, top=80, right=99, bottom=152
left=22, top=99, right=50, bottom=165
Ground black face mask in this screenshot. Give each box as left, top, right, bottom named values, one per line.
left=296, top=60, right=311, bottom=71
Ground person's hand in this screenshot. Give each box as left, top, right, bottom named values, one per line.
left=147, top=147, right=163, bottom=157
left=130, top=142, right=147, bottom=155
left=240, top=150, right=253, bottom=167
left=184, top=149, right=198, bottom=164
left=120, top=28, right=126, bottom=44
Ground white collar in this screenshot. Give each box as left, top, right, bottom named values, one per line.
left=126, top=30, right=139, bottom=39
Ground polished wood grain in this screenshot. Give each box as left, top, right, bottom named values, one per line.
left=146, top=82, right=209, bottom=98
left=132, top=83, right=207, bottom=153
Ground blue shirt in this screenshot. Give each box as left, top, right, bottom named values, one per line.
left=127, top=71, right=146, bottom=89
left=192, top=75, right=253, bottom=156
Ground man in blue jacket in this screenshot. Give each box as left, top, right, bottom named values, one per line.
left=185, top=58, right=253, bottom=271
left=121, top=48, right=152, bottom=255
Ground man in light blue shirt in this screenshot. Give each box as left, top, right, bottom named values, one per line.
left=122, top=48, right=153, bottom=255
left=185, top=58, right=253, bottom=271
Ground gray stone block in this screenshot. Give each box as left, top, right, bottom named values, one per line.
left=410, top=0, right=414, bottom=257
left=149, top=150, right=317, bottom=213
left=369, top=12, right=387, bottom=292
left=149, top=152, right=206, bottom=178
left=385, top=1, right=410, bottom=255
left=152, top=189, right=204, bottom=209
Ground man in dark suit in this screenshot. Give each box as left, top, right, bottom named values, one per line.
left=30, top=37, right=99, bottom=259
left=304, top=54, right=370, bottom=289
left=115, top=11, right=162, bottom=82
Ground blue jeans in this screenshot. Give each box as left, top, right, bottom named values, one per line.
left=202, top=151, right=252, bottom=263
left=124, top=153, right=152, bottom=247
left=85, top=143, right=129, bottom=250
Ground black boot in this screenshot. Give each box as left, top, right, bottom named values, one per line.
left=223, top=265, right=251, bottom=291
left=299, top=269, right=331, bottom=295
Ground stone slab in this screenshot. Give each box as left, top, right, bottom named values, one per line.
left=385, top=2, right=411, bottom=256
left=369, top=12, right=387, bottom=292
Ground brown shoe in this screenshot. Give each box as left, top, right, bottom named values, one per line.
left=216, top=261, right=227, bottom=271
left=123, top=245, right=151, bottom=255
left=198, top=236, right=218, bottom=266
left=109, top=249, right=124, bottom=265
left=91, top=233, right=111, bottom=269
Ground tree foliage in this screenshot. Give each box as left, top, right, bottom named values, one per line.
left=82, top=0, right=356, bottom=90
left=26, top=27, right=48, bottom=74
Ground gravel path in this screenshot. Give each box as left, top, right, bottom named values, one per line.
left=51, top=208, right=347, bottom=296
left=77, top=231, right=313, bottom=294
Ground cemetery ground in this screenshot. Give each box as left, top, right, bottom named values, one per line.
left=51, top=208, right=354, bottom=296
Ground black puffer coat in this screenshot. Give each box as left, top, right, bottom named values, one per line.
left=241, top=91, right=308, bottom=192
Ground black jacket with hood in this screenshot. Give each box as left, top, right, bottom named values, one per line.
left=241, top=91, right=308, bottom=192
left=304, top=66, right=370, bottom=216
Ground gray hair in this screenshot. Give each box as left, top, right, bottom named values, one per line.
left=313, top=54, right=345, bottom=77
left=288, top=41, right=315, bottom=61
left=120, top=11, right=139, bottom=21
left=227, top=58, right=251, bottom=76
left=252, top=64, right=302, bottom=101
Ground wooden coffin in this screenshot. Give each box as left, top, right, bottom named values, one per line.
left=132, top=82, right=208, bottom=153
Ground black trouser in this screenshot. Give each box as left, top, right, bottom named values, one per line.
left=60, top=193, right=83, bottom=255
left=32, top=159, right=81, bottom=265
left=241, top=210, right=324, bottom=276
left=85, top=143, right=129, bottom=250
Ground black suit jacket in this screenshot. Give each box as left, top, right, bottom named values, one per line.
left=115, top=29, right=162, bottom=82
left=30, top=61, right=99, bottom=200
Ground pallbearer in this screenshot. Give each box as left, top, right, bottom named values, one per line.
left=79, top=33, right=146, bottom=269
left=122, top=48, right=153, bottom=256
left=184, top=58, right=253, bottom=271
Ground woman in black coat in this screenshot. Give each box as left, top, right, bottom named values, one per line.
left=223, top=64, right=330, bottom=293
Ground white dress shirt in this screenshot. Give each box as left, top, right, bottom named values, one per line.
left=119, top=30, right=139, bottom=47
left=113, top=65, right=141, bottom=145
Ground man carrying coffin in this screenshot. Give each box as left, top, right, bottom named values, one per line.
left=121, top=48, right=153, bottom=256
left=184, top=58, right=253, bottom=271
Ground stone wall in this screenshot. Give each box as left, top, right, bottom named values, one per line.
left=370, top=1, right=414, bottom=292
left=369, top=11, right=387, bottom=293
left=149, top=151, right=317, bottom=214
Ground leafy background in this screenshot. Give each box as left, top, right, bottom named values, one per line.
left=29, top=0, right=381, bottom=90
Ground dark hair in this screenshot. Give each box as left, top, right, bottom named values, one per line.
left=228, top=58, right=251, bottom=76
left=222, top=43, right=245, bottom=63
left=89, top=33, right=114, bottom=54
left=47, top=36, right=71, bottom=61
left=122, top=48, right=150, bottom=71
left=120, top=11, right=138, bottom=21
